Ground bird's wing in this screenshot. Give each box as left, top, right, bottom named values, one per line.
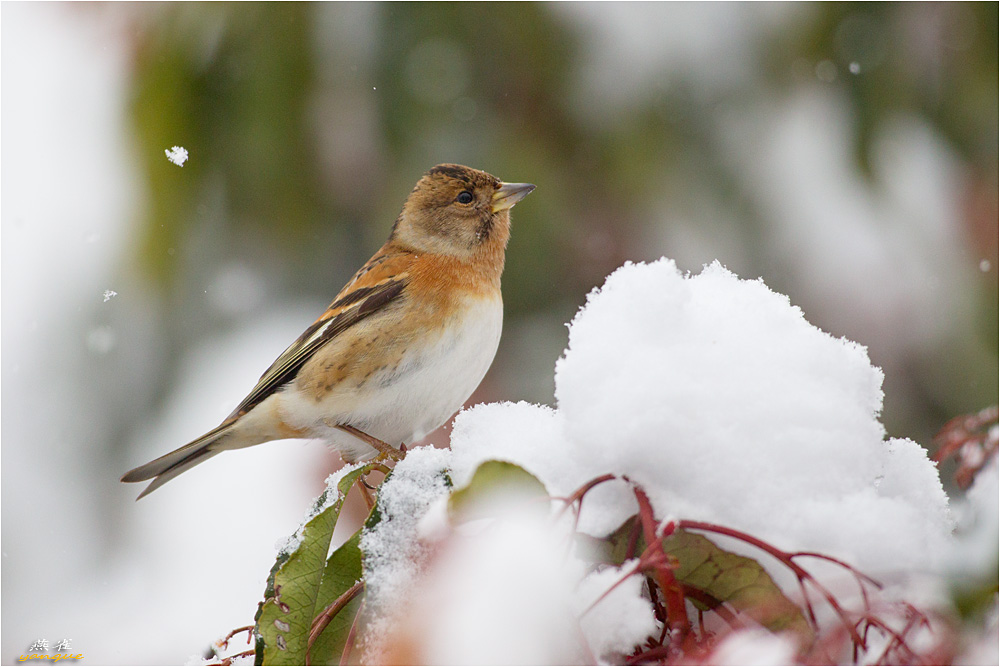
left=227, top=250, right=411, bottom=419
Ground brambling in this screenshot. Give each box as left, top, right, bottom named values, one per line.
left=122, top=164, right=534, bottom=499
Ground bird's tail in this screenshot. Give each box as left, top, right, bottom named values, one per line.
left=121, top=421, right=235, bottom=499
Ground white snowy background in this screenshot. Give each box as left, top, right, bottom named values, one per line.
left=2, top=3, right=995, bottom=665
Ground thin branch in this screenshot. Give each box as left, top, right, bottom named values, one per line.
left=680, top=585, right=743, bottom=630
left=355, top=476, right=374, bottom=511
left=635, top=488, right=691, bottom=638
left=307, top=579, right=365, bottom=664
left=553, top=474, right=618, bottom=520
left=581, top=560, right=645, bottom=616
left=216, top=625, right=253, bottom=651
left=207, top=648, right=256, bottom=666
left=340, top=600, right=364, bottom=666
left=863, top=608, right=929, bottom=666
left=789, top=552, right=883, bottom=588
left=678, top=520, right=867, bottom=648
left=625, top=644, right=673, bottom=665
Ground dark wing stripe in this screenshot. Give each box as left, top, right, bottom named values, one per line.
left=327, top=282, right=383, bottom=311
left=359, top=279, right=405, bottom=315
left=227, top=278, right=408, bottom=419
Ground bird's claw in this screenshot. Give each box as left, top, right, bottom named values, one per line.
left=373, top=447, right=405, bottom=464
left=332, top=422, right=406, bottom=463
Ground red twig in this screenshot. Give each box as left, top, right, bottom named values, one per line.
left=681, top=585, right=743, bottom=630
left=581, top=560, right=646, bottom=616
left=207, top=648, right=255, bottom=666
left=355, top=476, right=375, bottom=511
left=678, top=520, right=867, bottom=648
left=790, top=551, right=882, bottom=588
left=932, top=406, right=999, bottom=488
left=216, top=624, right=253, bottom=651
left=861, top=603, right=935, bottom=666
left=791, top=550, right=882, bottom=613
left=797, top=576, right=818, bottom=627
left=307, top=579, right=364, bottom=665
left=646, top=575, right=669, bottom=645
left=339, top=600, right=364, bottom=666
left=635, top=488, right=691, bottom=639
left=554, top=474, right=618, bottom=520
left=626, top=644, right=673, bottom=665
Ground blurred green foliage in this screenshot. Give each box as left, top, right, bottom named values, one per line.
left=131, top=4, right=324, bottom=288
left=772, top=2, right=997, bottom=173
left=126, top=2, right=996, bottom=444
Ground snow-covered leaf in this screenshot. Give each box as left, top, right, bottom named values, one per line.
left=448, top=460, right=548, bottom=521
left=598, top=518, right=813, bottom=646
left=254, top=464, right=374, bottom=665
left=306, top=530, right=364, bottom=666
left=662, top=529, right=814, bottom=645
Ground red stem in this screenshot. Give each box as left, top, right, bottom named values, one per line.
left=678, top=520, right=867, bottom=648
left=862, top=611, right=926, bottom=666
left=554, top=474, right=618, bottom=519
left=307, top=579, right=364, bottom=664
left=208, top=649, right=256, bottom=666
left=217, top=624, right=253, bottom=650
left=634, top=488, right=691, bottom=638
left=340, top=601, right=364, bottom=666
left=626, top=644, right=673, bottom=665
left=580, top=561, right=645, bottom=616
left=680, top=585, right=743, bottom=630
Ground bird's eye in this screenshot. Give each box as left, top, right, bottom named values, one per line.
left=456, top=191, right=474, bottom=204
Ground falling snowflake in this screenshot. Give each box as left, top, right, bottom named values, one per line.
left=164, top=145, right=189, bottom=167
left=102, top=290, right=118, bottom=302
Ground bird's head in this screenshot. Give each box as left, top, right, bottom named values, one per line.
left=391, top=164, right=534, bottom=259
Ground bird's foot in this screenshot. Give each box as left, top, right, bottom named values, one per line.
left=372, top=448, right=405, bottom=464
left=332, top=423, right=406, bottom=462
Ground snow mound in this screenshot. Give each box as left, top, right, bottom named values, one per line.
left=451, top=259, right=952, bottom=574
left=361, top=258, right=957, bottom=664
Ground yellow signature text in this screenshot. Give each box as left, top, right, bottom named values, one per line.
left=18, top=654, right=84, bottom=662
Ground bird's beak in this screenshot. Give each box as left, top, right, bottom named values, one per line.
left=492, top=182, right=536, bottom=213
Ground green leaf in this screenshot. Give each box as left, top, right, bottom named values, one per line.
left=447, top=460, right=548, bottom=521
left=592, top=519, right=814, bottom=645
left=305, top=530, right=365, bottom=665
left=592, top=515, right=641, bottom=567
left=662, top=530, right=814, bottom=645
left=305, top=469, right=391, bottom=665
left=254, top=464, right=375, bottom=665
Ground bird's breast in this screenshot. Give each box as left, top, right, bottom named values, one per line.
left=281, top=292, right=503, bottom=450
left=363, top=293, right=503, bottom=436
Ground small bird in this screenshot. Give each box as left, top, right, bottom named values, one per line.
left=122, top=164, right=534, bottom=499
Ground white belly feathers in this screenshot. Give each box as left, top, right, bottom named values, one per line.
left=278, top=295, right=503, bottom=462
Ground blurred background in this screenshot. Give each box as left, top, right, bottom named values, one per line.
left=2, top=2, right=996, bottom=663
